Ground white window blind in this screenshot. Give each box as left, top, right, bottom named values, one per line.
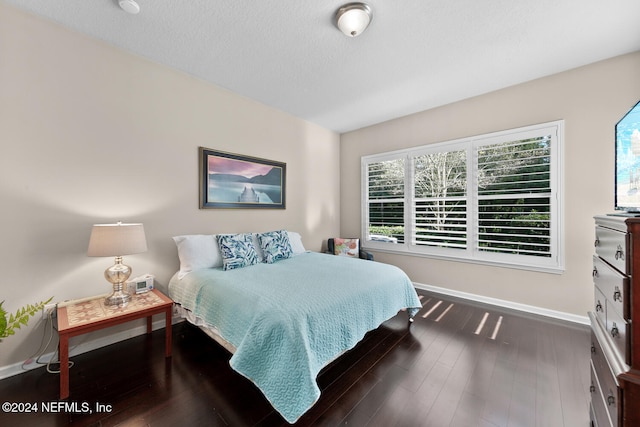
left=476, top=135, right=552, bottom=258
left=361, top=121, right=563, bottom=273
left=413, top=150, right=467, bottom=250
left=366, top=157, right=405, bottom=244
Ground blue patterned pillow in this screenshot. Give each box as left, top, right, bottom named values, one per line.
left=216, top=233, right=259, bottom=271
left=257, top=230, right=293, bottom=264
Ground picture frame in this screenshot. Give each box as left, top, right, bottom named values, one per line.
left=199, top=147, right=286, bottom=209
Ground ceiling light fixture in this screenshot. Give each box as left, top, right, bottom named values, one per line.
left=118, top=0, right=140, bottom=14
left=335, top=3, right=372, bottom=37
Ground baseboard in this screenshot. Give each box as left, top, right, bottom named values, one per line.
left=0, top=317, right=182, bottom=381
left=413, top=282, right=590, bottom=326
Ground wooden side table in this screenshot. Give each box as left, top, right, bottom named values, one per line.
left=57, top=288, right=173, bottom=399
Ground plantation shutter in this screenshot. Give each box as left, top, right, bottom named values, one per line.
left=366, top=158, right=405, bottom=243
left=361, top=120, right=562, bottom=272
left=475, top=134, right=553, bottom=258
left=412, top=149, right=468, bottom=250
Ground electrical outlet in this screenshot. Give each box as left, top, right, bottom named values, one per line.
left=42, top=302, right=57, bottom=320
left=172, top=305, right=180, bottom=316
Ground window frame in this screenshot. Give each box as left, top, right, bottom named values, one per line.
left=361, top=120, right=564, bottom=273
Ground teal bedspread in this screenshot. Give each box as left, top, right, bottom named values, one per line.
left=168, top=252, right=422, bottom=423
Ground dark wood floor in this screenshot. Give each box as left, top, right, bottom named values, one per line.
left=0, top=290, right=590, bottom=427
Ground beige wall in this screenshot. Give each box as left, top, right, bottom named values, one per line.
left=341, top=51, right=640, bottom=318
left=0, top=4, right=340, bottom=369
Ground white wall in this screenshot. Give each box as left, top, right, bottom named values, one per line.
left=0, top=4, right=340, bottom=370
left=340, top=51, right=640, bottom=318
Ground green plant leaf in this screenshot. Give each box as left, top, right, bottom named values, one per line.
left=0, top=297, right=53, bottom=341
left=0, top=302, right=7, bottom=339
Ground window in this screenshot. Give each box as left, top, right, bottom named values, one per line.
left=361, top=121, right=563, bottom=272
left=367, top=157, right=405, bottom=243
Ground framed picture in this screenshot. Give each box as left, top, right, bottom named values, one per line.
left=199, top=147, right=286, bottom=209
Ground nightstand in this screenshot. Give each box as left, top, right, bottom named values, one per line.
left=57, top=288, right=173, bottom=399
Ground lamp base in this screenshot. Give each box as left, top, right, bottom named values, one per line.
left=104, top=288, right=131, bottom=307
left=103, top=257, right=132, bottom=307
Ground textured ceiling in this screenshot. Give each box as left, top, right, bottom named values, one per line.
left=5, top=0, right=640, bottom=132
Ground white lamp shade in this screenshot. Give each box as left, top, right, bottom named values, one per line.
left=87, top=223, right=147, bottom=257
left=336, top=3, right=372, bottom=37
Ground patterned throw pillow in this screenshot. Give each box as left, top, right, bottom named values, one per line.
left=334, top=238, right=360, bottom=257
left=258, top=230, right=293, bottom=264
left=216, top=233, right=260, bottom=271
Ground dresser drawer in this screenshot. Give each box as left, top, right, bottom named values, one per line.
left=605, top=304, right=630, bottom=364
left=594, top=286, right=607, bottom=327
left=591, top=330, right=613, bottom=386
left=595, top=225, right=628, bottom=274
left=591, top=361, right=614, bottom=427
left=593, top=255, right=630, bottom=319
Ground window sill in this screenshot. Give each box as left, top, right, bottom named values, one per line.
left=362, top=245, right=565, bottom=275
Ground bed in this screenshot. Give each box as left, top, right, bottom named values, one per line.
left=168, top=232, right=422, bottom=423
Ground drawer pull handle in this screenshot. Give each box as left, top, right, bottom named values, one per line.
left=595, top=301, right=603, bottom=313
left=594, top=238, right=600, bottom=247
left=613, top=288, right=622, bottom=302
left=611, top=323, right=619, bottom=338
left=607, top=394, right=615, bottom=406
left=592, top=267, right=599, bottom=278
left=591, top=344, right=596, bottom=354
left=590, top=383, right=596, bottom=393
left=615, top=245, right=624, bottom=260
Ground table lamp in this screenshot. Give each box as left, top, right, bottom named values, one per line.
left=87, top=222, right=147, bottom=306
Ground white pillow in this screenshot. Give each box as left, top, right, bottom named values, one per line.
left=172, top=235, right=222, bottom=278
left=287, top=231, right=306, bottom=254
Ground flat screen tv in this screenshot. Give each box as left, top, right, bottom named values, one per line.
left=615, top=99, right=640, bottom=213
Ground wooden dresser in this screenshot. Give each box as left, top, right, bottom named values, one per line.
left=591, top=215, right=640, bottom=426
